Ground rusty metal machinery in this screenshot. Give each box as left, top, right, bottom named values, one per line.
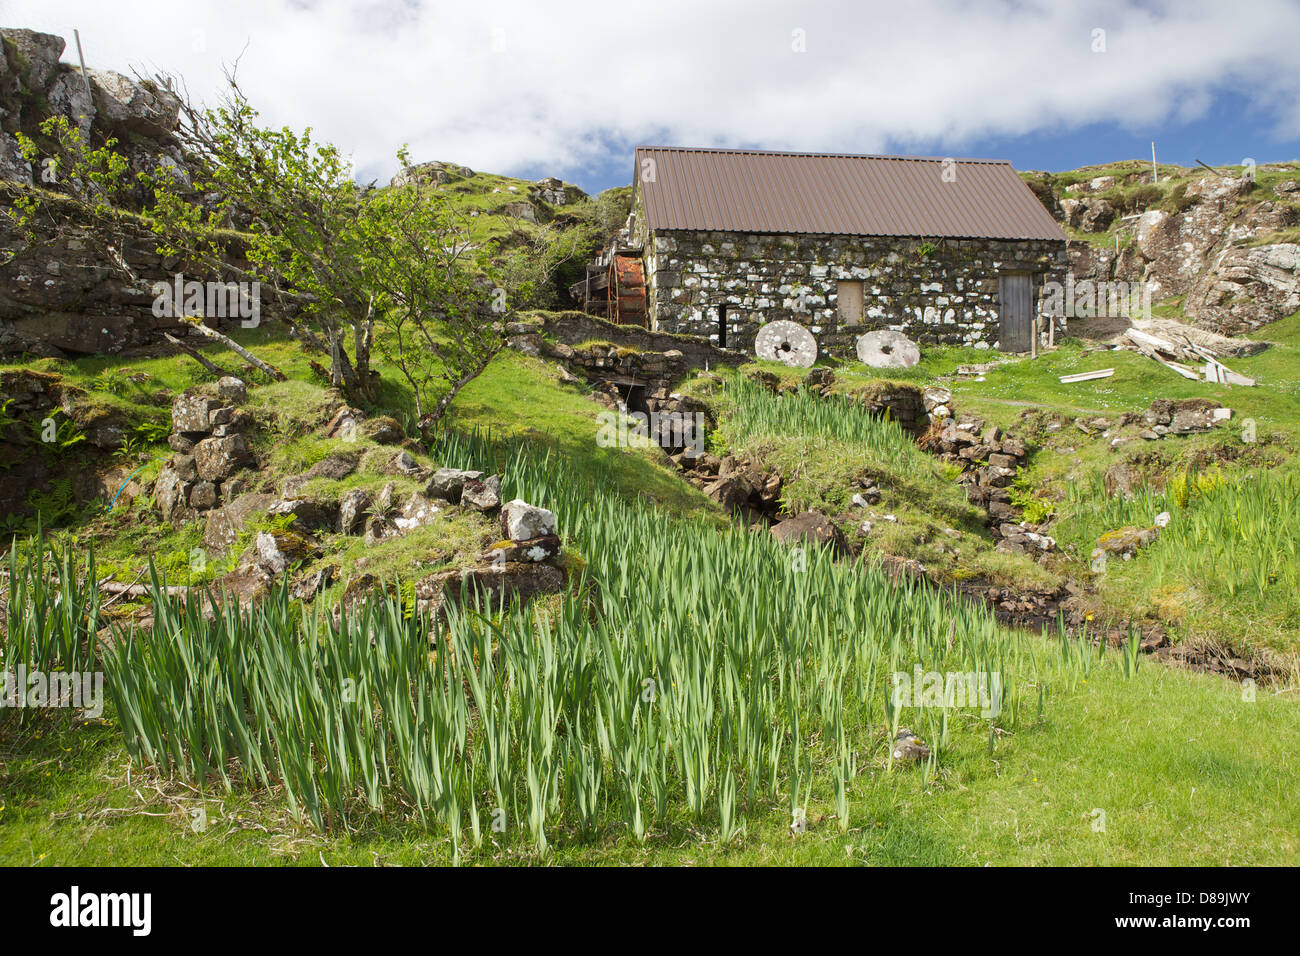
left=607, top=253, right=647, bottom=327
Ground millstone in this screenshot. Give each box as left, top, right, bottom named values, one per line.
left=856, top=330, right=921, bottom=369
left=753, top=320, right=818, bottom=368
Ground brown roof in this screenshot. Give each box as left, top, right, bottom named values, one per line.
left=634, top=146, right=1065, bottom=242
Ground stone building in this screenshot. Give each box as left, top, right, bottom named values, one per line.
left=628, top=146, right=1068, bottom=355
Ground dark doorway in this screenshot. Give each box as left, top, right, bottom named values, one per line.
left=621, top=382, right=649, bottom=417
left=998, top=273, right=1034, bottom=352
left=717, top=304, right=728, bottom=349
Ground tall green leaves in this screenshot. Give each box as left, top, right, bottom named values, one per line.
left=0, top=431, right=1119, bottom=852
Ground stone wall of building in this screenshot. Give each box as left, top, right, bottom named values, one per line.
left=639, top=226, right=1068, bottom=355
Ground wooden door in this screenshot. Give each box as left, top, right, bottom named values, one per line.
left=837, top=280, right=863, bottom=326
left=998, top=273, right=1033, bottom=352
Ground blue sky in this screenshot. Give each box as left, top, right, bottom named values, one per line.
left=10, top=0, right=1300, bottom=195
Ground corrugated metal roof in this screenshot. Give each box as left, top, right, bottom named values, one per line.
left=634, top=146, right=1066, bottom=242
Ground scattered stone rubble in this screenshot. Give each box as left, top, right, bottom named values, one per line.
left=132, top=384, right=554, bottom=615
left=155, top=377, right=255, bottom=520
left=920, top=413, right=1046, bottom=554
left=677, top=453, right=783, bottom=522
left=414, top=499, right=566, bottom=622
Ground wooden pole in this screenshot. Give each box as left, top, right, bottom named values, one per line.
left=181, top=317, right=287, bottom=381
left=1151, top=142, right=1158, bottom=184
left=162, top=332, right=242, bottom=381
left=73, top=30, right=95, bottom=136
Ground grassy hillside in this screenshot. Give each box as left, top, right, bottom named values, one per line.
left=2, top=153, right=1298, bottom=865
left=3, top=330, right=1298, bottom=865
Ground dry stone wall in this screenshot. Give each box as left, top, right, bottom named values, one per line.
left=641, top=229, right=1067, bottom=355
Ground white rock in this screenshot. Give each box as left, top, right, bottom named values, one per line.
left=500, top=499, right=557, bottom=541
left=256, top=532, right=287, bottom=574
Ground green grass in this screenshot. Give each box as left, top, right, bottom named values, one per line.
left=453, top=350, right=716, bottom=518
left=687, top=369, right=1060, bottom=590
left=926, top=308, right=1300, bottom=652
left=4, top=434, right=1110, bottom=854
left=3, top=264, right=1299, bottom=866
left=4, top=648, right=1295, bottom=866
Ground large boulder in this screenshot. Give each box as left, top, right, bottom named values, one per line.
left=152, top=465, right=191, bottom=519
left=268, top=495, right=339, bottom=533
left=500, top=499, right=556, bottom=541
left=426, top=467, right=484, bottom=503
left=172, top=391, right=222, bottom=435
left=1, top=29, right=65, bottom=94
left=770, top=511, right=849, bottom=557
left=254, top=529, right=316, bottom=575
left=337, top=487, right=371, bottom=535
left=415, top=562, right=565, bottom=620
left=461, top=474, right=502, bottom=512
left=388, top=449, right=423, bottom=477
left=86, top=69, right=181, bottom=138
left=204, top=491, right=278, bottom=555
left=1184, top=243, right=1300, bottom=335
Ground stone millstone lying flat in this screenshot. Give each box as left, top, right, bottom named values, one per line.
left=856, top=330, right=920, bottom=368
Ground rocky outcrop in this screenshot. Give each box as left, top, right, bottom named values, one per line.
left=1185, top=243, right=1300, bottom=335
left=499, top=499, right=556, bottom=540
left=0, top=29, right=186, bottom=186
left=0, top=28, right=254, bottom=357
left=389, top=160, right=474, bottom=188
left=413, top=498, right=567, bottom=622
left=1048, top=164, right=1300, bottom=336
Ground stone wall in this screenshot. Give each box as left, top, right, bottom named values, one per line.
left=518, top=310, right=747, bottom=370
left=639, top=227, right=1067, bottom=355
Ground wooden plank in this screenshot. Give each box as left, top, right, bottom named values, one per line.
left=1059, top=368, right=1114, bottom=383
left=1187, top=342, right=1256, bottom=385
left=1157, top=357, right=1200, bottom=380
left=1125, top=328, right=1181, bottom=354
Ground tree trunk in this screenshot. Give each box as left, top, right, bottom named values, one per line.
left=185, top=319, right=287, bottom=381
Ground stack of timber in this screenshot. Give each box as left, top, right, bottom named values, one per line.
left=1123, top=328, right=1256, bottom=386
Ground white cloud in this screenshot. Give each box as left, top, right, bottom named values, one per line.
left=8, top=0, right=1299, bottom=187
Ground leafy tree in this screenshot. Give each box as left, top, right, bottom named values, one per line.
left=8, top=73, right=568, bottom=426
